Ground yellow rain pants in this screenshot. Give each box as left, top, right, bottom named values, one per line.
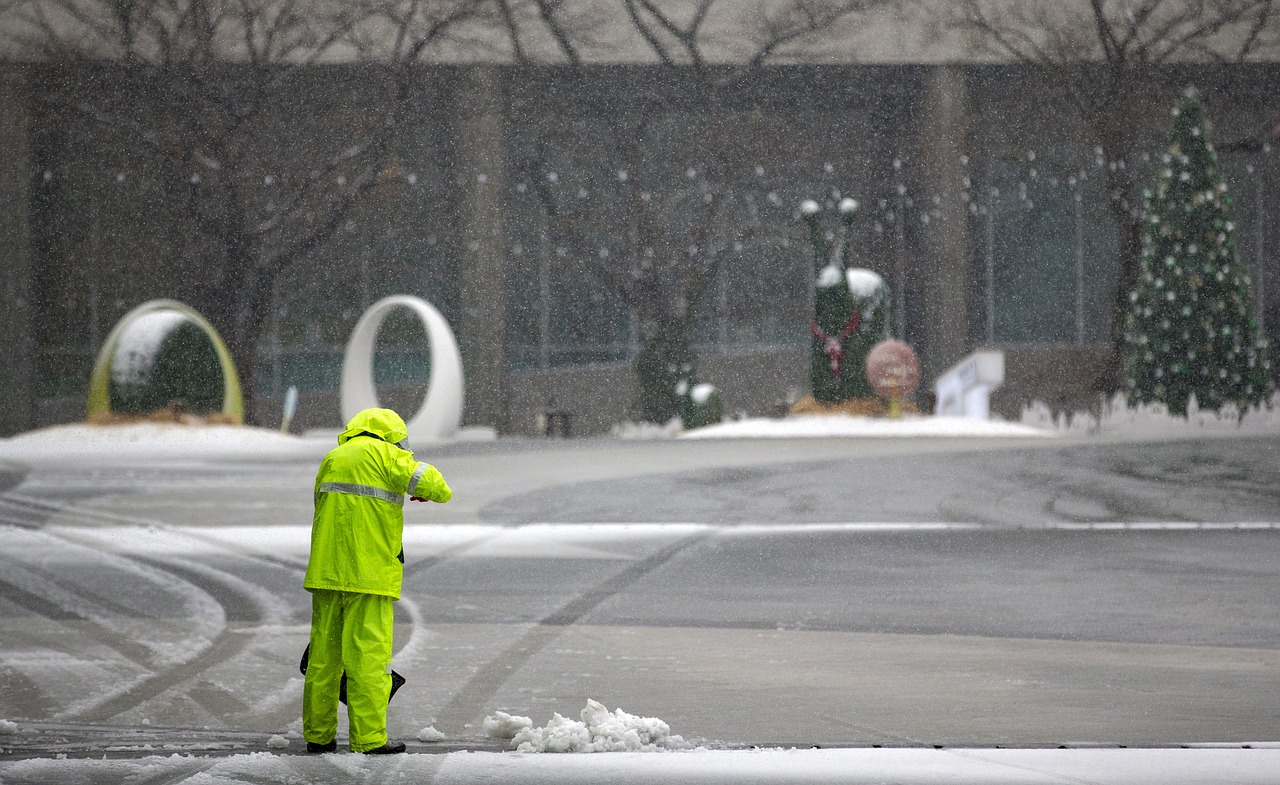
left=302, top=589, right=394, bottom=752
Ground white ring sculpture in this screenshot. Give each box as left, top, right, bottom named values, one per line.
left=341, top=295, right=464, bottom=444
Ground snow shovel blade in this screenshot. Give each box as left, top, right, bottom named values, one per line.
left=299, top=644, right=407, bottom=704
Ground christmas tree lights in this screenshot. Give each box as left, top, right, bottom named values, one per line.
left=1122, top=92, right=1273, bottom=417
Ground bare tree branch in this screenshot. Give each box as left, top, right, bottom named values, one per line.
left=530, top=0, right=583, bottom=64
left=620, top=0, right=680, bottom=64
left=746, top=0, right=879, bottom=66
left=492, top=0, right=528, bottom=60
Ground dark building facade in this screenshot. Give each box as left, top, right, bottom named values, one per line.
left=3, top=63, right=1278, bottom=435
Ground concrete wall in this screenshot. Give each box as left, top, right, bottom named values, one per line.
left=456, top=67, right=511, bottom=432
left=916, top=65, right=972, bottom=379
left=0, top=69, right=34, bottom=438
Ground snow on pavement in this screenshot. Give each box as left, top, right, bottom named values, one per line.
left=681, top=414, right=1050, bottom=439
left=676, top=395, right=1280, bottom=440
left=0, top=422, right=327, bottom=463
left=485, top=699, right=689, bottom=753
left=2, top=413, right=1278, bottom=783
left=1, top=746, right=1278, bottom=784
left=416, top=725, right=448, bottom=742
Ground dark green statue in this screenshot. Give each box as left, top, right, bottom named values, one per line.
left=802, top=198, right=892, bottom=404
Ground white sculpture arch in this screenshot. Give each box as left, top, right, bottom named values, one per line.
left=341, top=295, right=464, bottom=444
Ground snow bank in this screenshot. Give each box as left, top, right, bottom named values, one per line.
left=627, top=394, right=1280, bottom=442
left=0, top=719, right=17, bottom=734
left=680, top=415, right=1049, bottom=439
left=0, top=422, right=328, bottom=462
left=611, top=419, right=684, bottom=439
left=492, top=700, right=689, bottom=753
left=1022, top=393, right=1280, bottom=436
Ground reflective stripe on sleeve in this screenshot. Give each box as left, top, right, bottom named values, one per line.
left=406, top=463, right=428, bottom=498
left=317, top=481, right=405, bottom=507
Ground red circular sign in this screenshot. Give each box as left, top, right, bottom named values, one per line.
left=865, top=340, right=921, bottom=399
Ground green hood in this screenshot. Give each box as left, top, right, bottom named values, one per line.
left=338, top=408, right=409, bottom=447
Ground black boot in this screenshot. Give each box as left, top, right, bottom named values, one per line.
left=362, top=740, right=406, bottom=755
left=306, top=740, right=337, bottom=754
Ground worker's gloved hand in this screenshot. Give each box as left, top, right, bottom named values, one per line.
left=410, top=496, right=428, bottom=502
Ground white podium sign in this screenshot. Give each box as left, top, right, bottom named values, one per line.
left=934, top=350, right=1004, bottom=420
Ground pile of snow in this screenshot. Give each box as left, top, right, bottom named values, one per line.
left=0, top=422, right=328, bottom=462
left=417, top=725, right=448, bottom=743
left=265, top=734, right=290, bottom=749
left=487, top=700, right=689, bottom=753
left=1022, top=393, right=1280, bottom=436
left=0, top=719, right=17, bottom=733
left=484, top=712, right=534, bottom=740
left=680, top=414, right=1049, bottom=439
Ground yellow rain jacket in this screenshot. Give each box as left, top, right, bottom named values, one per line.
left=303, top=408, right=452, bottom=600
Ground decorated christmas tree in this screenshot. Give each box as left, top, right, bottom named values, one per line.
left=1122, top=93, right=1274, bottom=417
left=802, top=198, right=892, bottom=404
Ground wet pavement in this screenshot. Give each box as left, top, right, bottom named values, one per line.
left=0, top=432, right=1276, bottom=764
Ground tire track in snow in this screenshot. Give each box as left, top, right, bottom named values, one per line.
left=2, top=520, right=272, bottom=723
left=0, top=463, right=27, bottom=495
left=0, top=481, right=311, bottom=732
left=0, top=496, right=55, bottom=529
left=0, top=659, right=56, bottom=721
left=0, top=571, right=159, bottom=667
left=69, top=558, right=270, bottom=723
left=432, top=528, right=712, bottom=732
left=0, top=489, right=295, bottom=725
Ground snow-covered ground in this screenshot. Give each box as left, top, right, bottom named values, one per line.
left=1, top=741, right=1277, bottom=784
left=1, top=413, right=1277, bottom=784
left=4, top=701, right=1279, bottom=781
left=0, top=421, right=327, bottom=463
left=681, top=414, right=1049, bottom=439
left=2, top=391, right=1278, bottom=460
left=621, top=394, right=1280, bottom=440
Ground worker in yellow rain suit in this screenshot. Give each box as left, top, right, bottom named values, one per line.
left=302, top=408, right=452, bottom=754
